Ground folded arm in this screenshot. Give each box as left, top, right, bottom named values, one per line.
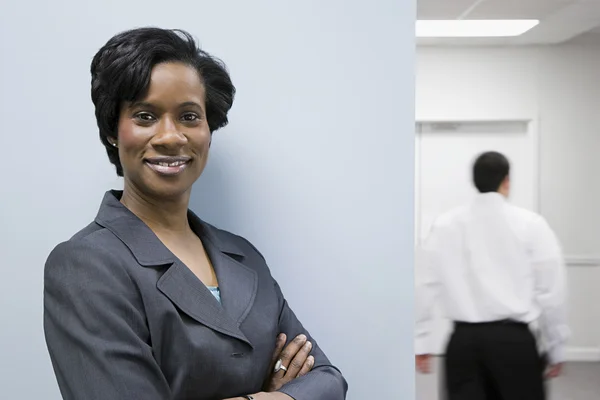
left=272, top=281, right=348, bottom=400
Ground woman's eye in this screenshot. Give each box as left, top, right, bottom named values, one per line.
left=135, top=112, right=155, bottom=122
left=182, top=113, right=199, bottom=122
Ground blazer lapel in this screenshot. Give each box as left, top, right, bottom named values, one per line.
left=95, top=190, right=257, bottom=348
left=189, top=213, right=259, bottom=329
left=156, top=260, right=252, bottom=346
left=204, top=243, right=258, bottom=327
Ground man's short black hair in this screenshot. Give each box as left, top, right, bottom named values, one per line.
left=90, top=27, right=236, bottom=176
left=472, top=151, right=510, bottom=193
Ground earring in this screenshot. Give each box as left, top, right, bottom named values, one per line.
left=112, top=142, right=118, bottom=148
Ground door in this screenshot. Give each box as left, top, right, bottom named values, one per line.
left=415, top=120, right=538, bottom=354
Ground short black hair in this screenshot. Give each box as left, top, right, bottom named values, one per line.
left=90, top=27, right=236, bottom=176
left=472, top=151, right=510, bottom=193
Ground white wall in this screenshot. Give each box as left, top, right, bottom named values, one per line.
left=417, top=44, right=600, bottom=359
left=0, top=1, right=416, bottom=399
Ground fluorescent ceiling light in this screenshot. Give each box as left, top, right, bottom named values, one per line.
left=416, top=20, right=540, bottom=38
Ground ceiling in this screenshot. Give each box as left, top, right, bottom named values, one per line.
left=417, top=0, right=600, bottom=45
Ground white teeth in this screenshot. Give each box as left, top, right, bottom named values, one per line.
left=157, top=161, right=186, bottom=167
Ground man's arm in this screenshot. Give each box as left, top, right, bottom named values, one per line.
left=415, top=225, right=442, bottom=373
left=530, top=217, right=571, bottom=366
left=415, top=245, right=439, bottom=356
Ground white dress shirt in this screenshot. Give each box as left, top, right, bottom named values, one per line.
left=415, top=192, right=570, bottom=364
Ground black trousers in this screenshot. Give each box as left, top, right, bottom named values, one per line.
left=444, top=320, right=546, bottom=400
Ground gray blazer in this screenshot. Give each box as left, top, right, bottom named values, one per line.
left=44, top=191, right=347, bottom=400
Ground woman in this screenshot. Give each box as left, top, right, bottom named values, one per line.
left=43, top=27, right=347, bottom=400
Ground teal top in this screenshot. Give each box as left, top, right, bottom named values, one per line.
left=207, top=286, right=221, bottom=304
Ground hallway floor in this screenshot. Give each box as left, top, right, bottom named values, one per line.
left=416, top=358, right=600, bottom=400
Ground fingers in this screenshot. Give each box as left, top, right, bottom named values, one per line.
left=286, top=339, right=313, bottom=378
left=264, top=333, right=313, bottom=392
left=415, top=355, right=432, bottom=374
left=545, top=364, right=563, bottom=379
left=270, top=333, right=286, bottom=368
left=263, top=333, right=287, bottom=391
left=275, top=334, right=308, bottom=378
left=297, top=355, right=315, bottom=377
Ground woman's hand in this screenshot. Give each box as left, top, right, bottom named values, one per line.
left=263, top=333, right=315, bottom=392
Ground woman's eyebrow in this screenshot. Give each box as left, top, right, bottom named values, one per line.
left=129, top=101, right=156, bottom=110
left=178, top=101, right=204, bottom=110
left=128, top=101, right=203, bottom=111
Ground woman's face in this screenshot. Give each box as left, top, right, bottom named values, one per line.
left=116, top=62, right=211, bottom=201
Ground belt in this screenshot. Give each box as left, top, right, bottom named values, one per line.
left=453, top=319, right=527, bottom=328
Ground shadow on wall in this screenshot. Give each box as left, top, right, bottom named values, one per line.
left=191, top=141, right=240, bottom=230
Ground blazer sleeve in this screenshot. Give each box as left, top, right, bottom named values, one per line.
left=273, top=280, right=348, bottom=400
left=43, top=238, right=172, bottom=400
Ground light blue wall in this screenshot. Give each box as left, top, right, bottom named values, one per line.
left=0, top=1, right=415, bottom=398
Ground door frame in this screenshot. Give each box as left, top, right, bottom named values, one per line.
left=415, top=117, right=541, bottom=219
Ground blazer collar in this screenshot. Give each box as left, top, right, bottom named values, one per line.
left=95, top=190, right=245, bottom=266
left=94, top=190, right=257, bottom=347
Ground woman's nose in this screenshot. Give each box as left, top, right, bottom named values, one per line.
left=151, top=118, right=188, bottom=148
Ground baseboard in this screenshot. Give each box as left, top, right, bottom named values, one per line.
left=565, top=346, right=600, bottom=362
left=565, top=255, right=600, bottom=267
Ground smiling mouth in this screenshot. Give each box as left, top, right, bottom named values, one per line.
left=144, top=156, right=192, bottom=176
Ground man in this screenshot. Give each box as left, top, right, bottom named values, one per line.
left=415, top=151, right=570, bottom=400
